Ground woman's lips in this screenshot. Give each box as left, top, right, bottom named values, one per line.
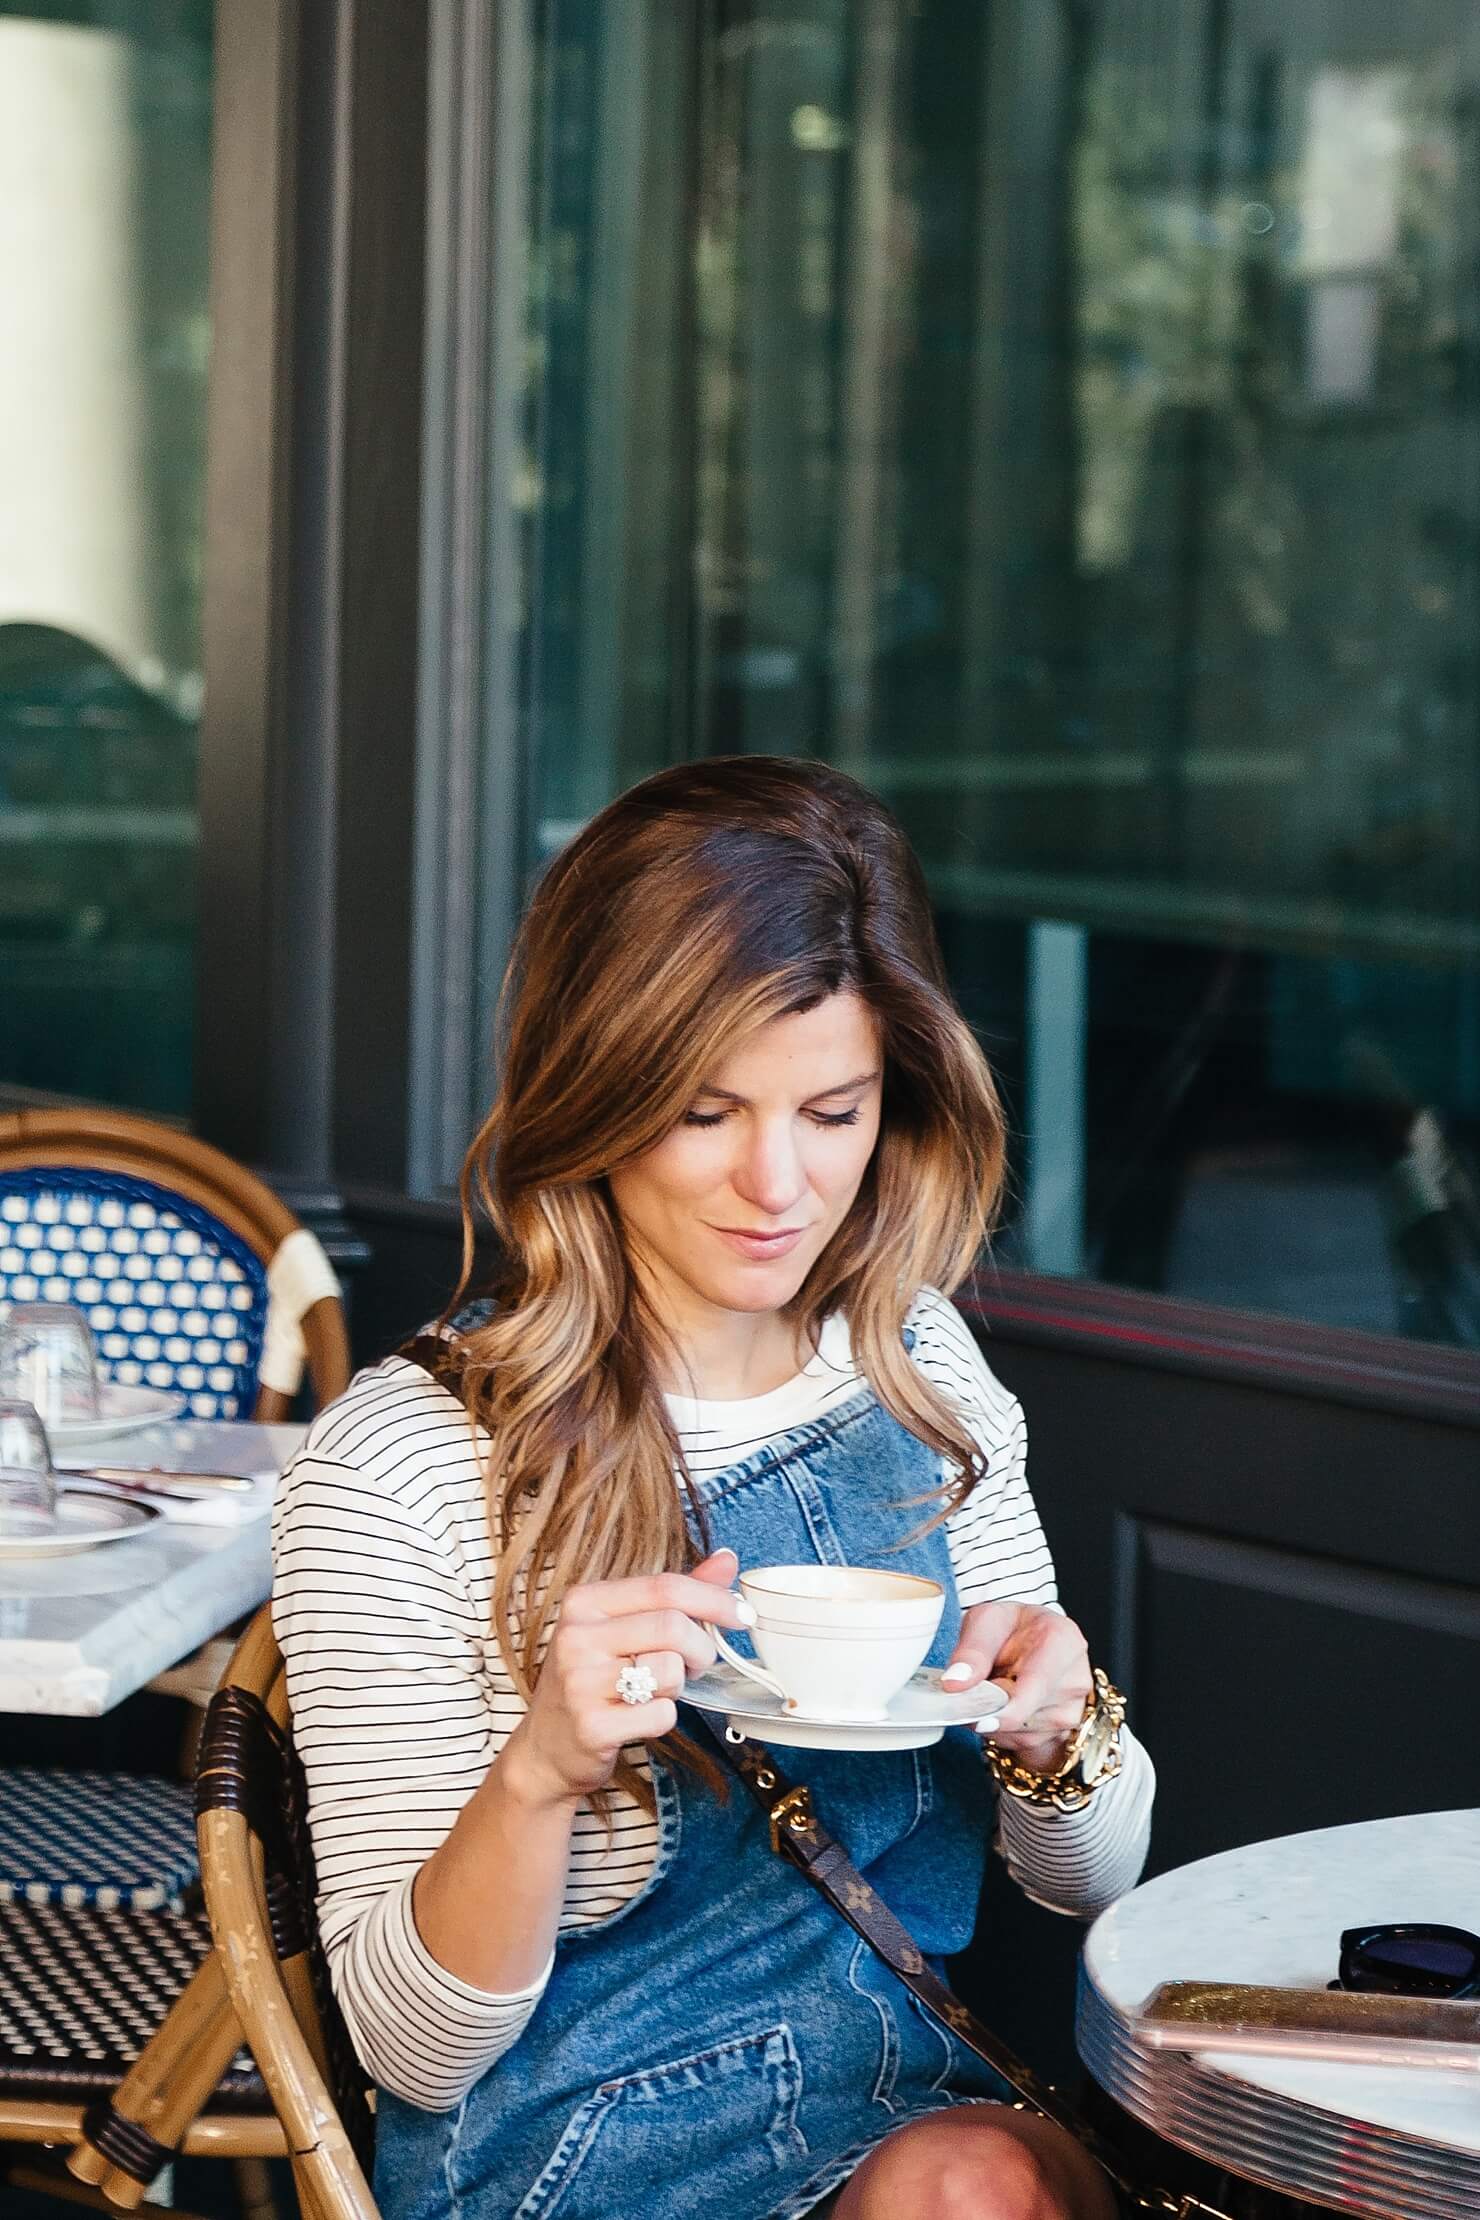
left=711, top=1225, right=808, bottom=1259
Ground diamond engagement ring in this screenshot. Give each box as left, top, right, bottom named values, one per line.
left=616, top=1661, right=658, bottom=1707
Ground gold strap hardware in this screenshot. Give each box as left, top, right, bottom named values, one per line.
left=767, top=1784, right=815, bottom=1855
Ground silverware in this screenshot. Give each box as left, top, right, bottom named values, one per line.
left=68, top=1464, right=259, bottom=1497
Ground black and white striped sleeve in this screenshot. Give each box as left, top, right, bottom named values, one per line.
left=271, top=1443, right=551, bottom=2109
left=912, top=1288, right=1156, bottom=1916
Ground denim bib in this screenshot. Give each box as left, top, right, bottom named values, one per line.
left=376, top=1343, right=1004, bottom=2220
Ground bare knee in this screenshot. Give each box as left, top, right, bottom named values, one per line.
left=839, top=2108, right=1093, bottom=2220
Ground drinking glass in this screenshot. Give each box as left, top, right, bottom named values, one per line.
left=0, top=1399, right=59, bottom=1536
left=0, top=1302, right=101, bottom=1426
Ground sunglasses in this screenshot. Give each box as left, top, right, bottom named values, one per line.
left=1332, top=1924, right=1480, bottom=2002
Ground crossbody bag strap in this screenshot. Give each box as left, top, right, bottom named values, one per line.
left=699, top=1722, right=1231, bottom=2220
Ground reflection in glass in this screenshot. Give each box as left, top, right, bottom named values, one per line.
left=0, top=3, right=212, bottom=1115
left=477, top=0, right=1480, bottom=1348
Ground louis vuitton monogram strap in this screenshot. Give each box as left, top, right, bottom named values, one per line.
left=703, top=1725, right=1231, bottom=2220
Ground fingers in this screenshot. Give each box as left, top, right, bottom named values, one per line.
left=562, top=1570, right=754, bottom=1632
left=644, top=1648, right=688, bottom=1696
left=992, top=1670, right=1086, bottom=1735
left=990, top=1673, right=1059, bottom=1735
left=569, top=1650, right=687, bottom=1758
left=605, top=1649, right=686, bottom=1701
left=580, top=1610, right=718, bottom=1676
left=540, top=1571, right=754, bottom=1792
left=985, top=1701, right=1087, bottom=1748
left=940, top=1647, right=999, bottom=1693
left=604, top=1695, right=678, bottom=1744
left=983, top=1614, right=1091, bottom=1735
left=942, top=1604, right=1092, bottom=1748
left=529, top=1576, right=738, bottom=1797
left=940, top=1600, right=1017, bottom=1691
left=595, top=1650, right=687, bottom=1703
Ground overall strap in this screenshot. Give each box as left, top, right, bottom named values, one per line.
left=701, top=1722, right=1230, bottom=2220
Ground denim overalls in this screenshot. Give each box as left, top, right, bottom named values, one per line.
left=376, top=1343, right=1005, bottom=2220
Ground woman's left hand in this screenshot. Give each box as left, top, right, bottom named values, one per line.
left=941, top=1600, right=1093, bottom=1774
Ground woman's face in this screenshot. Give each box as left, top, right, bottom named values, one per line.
left=607, top=989, right=885, bottom=1323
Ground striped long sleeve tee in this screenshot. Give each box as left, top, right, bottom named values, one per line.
left=270, top=1285, right=1154, bottom=2110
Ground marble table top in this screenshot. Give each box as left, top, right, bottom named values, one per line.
left=0, top=1420, right=303, bottom=1715
left=1079, top=1809, right=1480, bottom=2217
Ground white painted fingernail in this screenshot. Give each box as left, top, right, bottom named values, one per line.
left=973, top=1717, right=999, bottom=1735
left=941, top=1662, right=973, bottom=1686
left=735, top=1599, right=758, bottom=1626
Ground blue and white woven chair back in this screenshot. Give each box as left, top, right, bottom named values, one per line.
left=0, top=1170, right=269, bottom=1421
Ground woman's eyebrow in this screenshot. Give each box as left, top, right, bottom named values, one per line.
left=694, top=1070, right=881, bottom=1104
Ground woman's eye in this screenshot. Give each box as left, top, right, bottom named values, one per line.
left=681, top=1106, right=861, bottom=1130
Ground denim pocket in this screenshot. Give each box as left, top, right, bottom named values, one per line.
left=512, top=2024, right=807, bottom=2220
left=845, top=1936, right=903, bottom=2111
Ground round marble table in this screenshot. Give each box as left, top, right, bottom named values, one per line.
left=1077, top=1809, right=1480, bottom=2218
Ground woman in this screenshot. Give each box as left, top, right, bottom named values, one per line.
left=273, top=757, right=1154, bottom=2220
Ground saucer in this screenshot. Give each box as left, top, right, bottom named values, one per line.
left=681, top=1662, right=1009, bottom=1752
left=46, top=1386, right=187, bottom=1453
left=0, top=1490, right=158, bottom=1559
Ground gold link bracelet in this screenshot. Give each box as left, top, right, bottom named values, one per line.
left=981, top=1667, right=1127, bottom=1813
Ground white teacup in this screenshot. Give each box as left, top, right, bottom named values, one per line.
left=714, top=1564, right=944, bottom=1721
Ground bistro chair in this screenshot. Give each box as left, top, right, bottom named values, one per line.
left=8, top=1606, right=376, bottom=2218
left=39, top=1608, right=378, bottom=2220
left=0, top=1110, right=350, bottom=1951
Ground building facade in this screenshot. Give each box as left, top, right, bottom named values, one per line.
left=3, top=0, right=1478, bottom=2070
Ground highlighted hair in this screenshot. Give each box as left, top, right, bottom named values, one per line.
left=447, top=757, right=1007, bottom=1803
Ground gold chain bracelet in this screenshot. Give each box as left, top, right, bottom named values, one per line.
left=981, top=1667, right=1127, bottom=1813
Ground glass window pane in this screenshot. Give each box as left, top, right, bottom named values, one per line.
left=471, top=0, right=1480, bottom=1350
left=0, top=0, right=211, bottom=1116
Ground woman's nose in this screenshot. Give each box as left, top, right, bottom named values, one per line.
left=731, top=1123, right=808, bottom=1217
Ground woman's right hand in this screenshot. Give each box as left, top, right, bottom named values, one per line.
left=502, top=1548, right=751, bottom=1807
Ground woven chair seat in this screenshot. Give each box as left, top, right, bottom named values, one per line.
left=0, top=1899, right=263, bottom=2109
left=0, top=1770, right=199, bottom=1913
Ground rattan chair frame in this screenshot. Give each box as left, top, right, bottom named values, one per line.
left=0, top=1106, right=351, bottom=1419
left=48, top=1605, right=378, bottom=2218
left=195, top=1609, right=379, bottom=2220
left=42, top=1633, right=296, bottom=2210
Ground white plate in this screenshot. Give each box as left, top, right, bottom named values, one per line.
left=45, top=1385, right=187, bottom=1452
left=0, top=1489, right=159, bottom=1559
left=681, top=1662, right=1010, bottom=1751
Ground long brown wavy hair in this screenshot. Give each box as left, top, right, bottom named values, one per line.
left=442, top=756, right=1007, bottom=1804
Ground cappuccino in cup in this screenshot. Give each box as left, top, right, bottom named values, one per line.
left=714, top=1564, right=944, bottom=1720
